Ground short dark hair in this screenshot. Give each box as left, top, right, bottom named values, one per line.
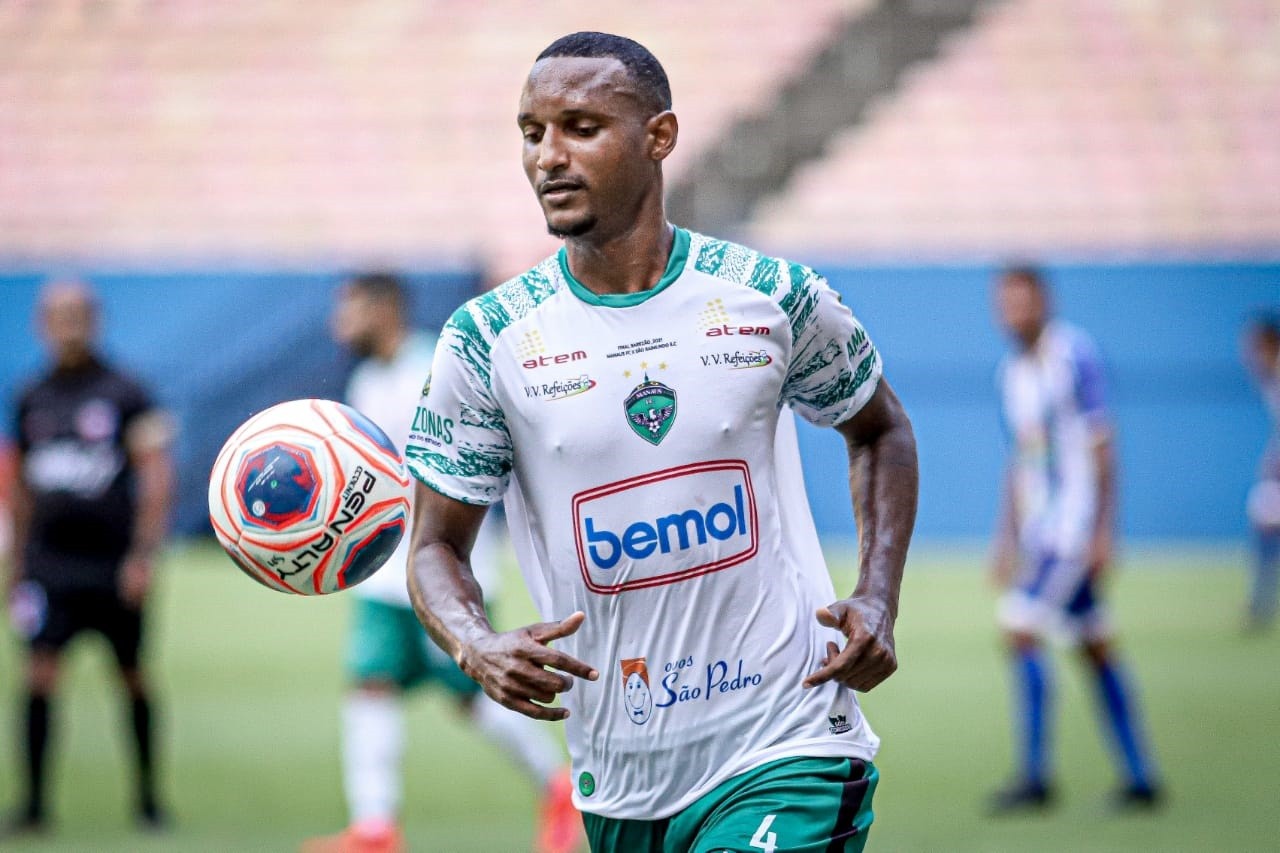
left=536, top=31, right=672, bottom=116
left=347, top=271, right=407, bottom=312
left=1248, top=309, right=1280, bottom=341
left=999, top=263, right=1047, bottom=291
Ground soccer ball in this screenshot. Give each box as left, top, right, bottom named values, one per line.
left=208, top=398, right=411, bottom=595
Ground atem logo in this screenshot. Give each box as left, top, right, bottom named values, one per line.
left=705, top=325, right=770, bottom=337
left=572, top=460, right=758, bottom=594
left=523, top=350, right=587, bottom=369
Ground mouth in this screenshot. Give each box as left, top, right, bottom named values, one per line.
left=540, top=179, right=585, bottom=200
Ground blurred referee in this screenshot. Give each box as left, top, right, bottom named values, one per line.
left=4, top=280, right=173, bottom=835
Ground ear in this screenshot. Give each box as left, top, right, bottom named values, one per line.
left=646, top=111, right=678, bottom=162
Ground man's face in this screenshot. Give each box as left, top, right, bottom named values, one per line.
left=330, top=285, right=379, bottom=358
left=38, top=282, right=97, bottom=366
left=995, top=275, right=1047, bottom=350
left=518, top=56, right=658, bottom=241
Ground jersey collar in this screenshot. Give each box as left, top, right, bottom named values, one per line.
left=558, top=226, right=690, bottom=308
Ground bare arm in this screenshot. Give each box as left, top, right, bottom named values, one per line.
left=128, top=447, right=173, bottom=558
left=406, top=482, right=494, bottom=658
left=804, top=380, right=918, bottom=691
left=407, top=481, right=599, bottom=720
left=5, top=453, right=31, bottom=597
left=119, top=413, right=175, bottom=607
left=1088, top=435, right=1116, bottom=576
left=990, top=462, right=1019, bottom=588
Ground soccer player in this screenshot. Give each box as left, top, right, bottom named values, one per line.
left=3, top=280, right=173, bottom=835
left=404, top=32, right=919, bottom=852
left=1242, top=311, right=1280, bottom=631
left=302, top=273, right=580, bottom=853
left=988, top=266, right=1161, bottom=812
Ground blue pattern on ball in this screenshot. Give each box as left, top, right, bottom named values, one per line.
left=237, top=445, right=319, bottom=530
left=341, top=519, right=406, bottom=587
left=339, top=404, right=401, bottom=460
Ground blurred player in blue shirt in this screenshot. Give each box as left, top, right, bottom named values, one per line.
left=1243, top=311, right=1280, bottom=632
left=988, top=266, right=1161, bottom=812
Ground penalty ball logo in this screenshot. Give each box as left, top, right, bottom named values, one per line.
left=624, top=376, right=677, bottom=445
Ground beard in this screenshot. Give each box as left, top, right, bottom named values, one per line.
left=346, top=335, right=375, bottom=359
left=546, top=214, right=598, bottom=239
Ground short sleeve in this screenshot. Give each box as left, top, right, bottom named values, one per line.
left=119, top=379, right=174, bottom=453
left=780, top=267, right=883, bottom=427
left=404, top=309, right=513, bottom=505
left=1069, top=335, right=1108, bottom=428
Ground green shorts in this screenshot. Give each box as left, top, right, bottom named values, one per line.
left=583, top=756, right=878, bottom=853
left=345, top=597, right=482, bottom=696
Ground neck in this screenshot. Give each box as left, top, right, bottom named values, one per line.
left=563, top=193, right=673, bottom=296
left=54, top=350, right=95, bottom=371
left=372, top=325, right=407, bottom=362
left=1020, top=321, right=1048, bottom=352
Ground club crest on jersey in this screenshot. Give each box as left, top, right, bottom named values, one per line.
left=624, top=375, right=676, bottom=445
left=620, top=658, right=653, bottom=725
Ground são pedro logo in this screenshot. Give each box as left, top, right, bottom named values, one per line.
left=624, top=375, right=677, bottom=445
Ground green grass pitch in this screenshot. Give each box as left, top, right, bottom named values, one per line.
left=1, top=541, right=1276, bottom=852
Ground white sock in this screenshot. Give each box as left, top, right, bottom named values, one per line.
left=470, top=694, right=563, bottom=786
left=342, top=691, right=405, bottom=825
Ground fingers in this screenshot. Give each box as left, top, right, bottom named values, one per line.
left=526, top=643, right=599, bottom=681
left=815, top=606, right=841, bottom=630
left=530, top=611, right=586, bottom=644
left=804, top=634, right=897, bottom=691
left=499, top=694, right=571, bottom=722
left=823, top=641, right=839, bottom=665
left=526, top=612, right=599, bottom=681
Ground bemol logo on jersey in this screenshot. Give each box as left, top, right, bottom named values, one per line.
left=572, top=460, right=758, bottom=594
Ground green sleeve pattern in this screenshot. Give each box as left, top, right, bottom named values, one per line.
left=404, top=258, right=563, bottom=504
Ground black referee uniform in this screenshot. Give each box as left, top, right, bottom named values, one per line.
left=8, top=354, right=168, bottom=829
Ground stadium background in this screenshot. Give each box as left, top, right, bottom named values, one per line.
left=1, top=1, right=1277, bottom=850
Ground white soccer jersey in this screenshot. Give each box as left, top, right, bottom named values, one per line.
left=345, top=330, right=500, bottom=604
left=407, top=228, right=883, bottom=819
left=999, top=320, right=1109, bottom=560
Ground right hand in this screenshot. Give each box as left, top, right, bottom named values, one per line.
left=457, top=611, right=599, bottom=721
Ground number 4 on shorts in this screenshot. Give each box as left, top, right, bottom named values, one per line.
left=749, top=814, right=778, bottom=853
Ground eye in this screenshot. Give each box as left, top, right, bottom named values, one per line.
left=521, top=127, right=543, bottom=143
left=573, top=123, right=599, bottom=138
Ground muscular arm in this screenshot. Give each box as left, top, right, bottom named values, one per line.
left=407, top=481, right=598, bottom=720
left=1088, top=435, right=1116, bottom=575
left=405, top=482, right=494, bottom=659
left=128, top=447, right=173, bottom=559
left=119, top=412, right=175, bottom=607
left=5, top=454, right=31, bottom=596
left=804, top=380, right=918, bottom=691
left=991, top=462, right=1019, bottom=587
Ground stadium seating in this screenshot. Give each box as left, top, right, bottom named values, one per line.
left=747, top=0, right=1280, bottom=258
left=0, top=0, right=858, bottom=278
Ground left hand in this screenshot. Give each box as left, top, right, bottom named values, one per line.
left=803, top=595, right=898, bottom=692
left=118, top=552, right=154, bottom=609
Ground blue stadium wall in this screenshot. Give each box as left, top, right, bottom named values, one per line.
left=0, top=269, right=480, bottom=535
left=1, top=264, right=1275, bottom=541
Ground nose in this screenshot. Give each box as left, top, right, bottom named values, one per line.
left=536, top=126, right=569, bottom=175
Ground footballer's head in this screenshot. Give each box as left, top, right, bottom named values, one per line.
left=332, top=272, right=407, bottom=360
left=520, top=32, right=677, bottom=242
left=995, top=264, right=1050, bottom=350
left=38, top=278, right=99, bottom=368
